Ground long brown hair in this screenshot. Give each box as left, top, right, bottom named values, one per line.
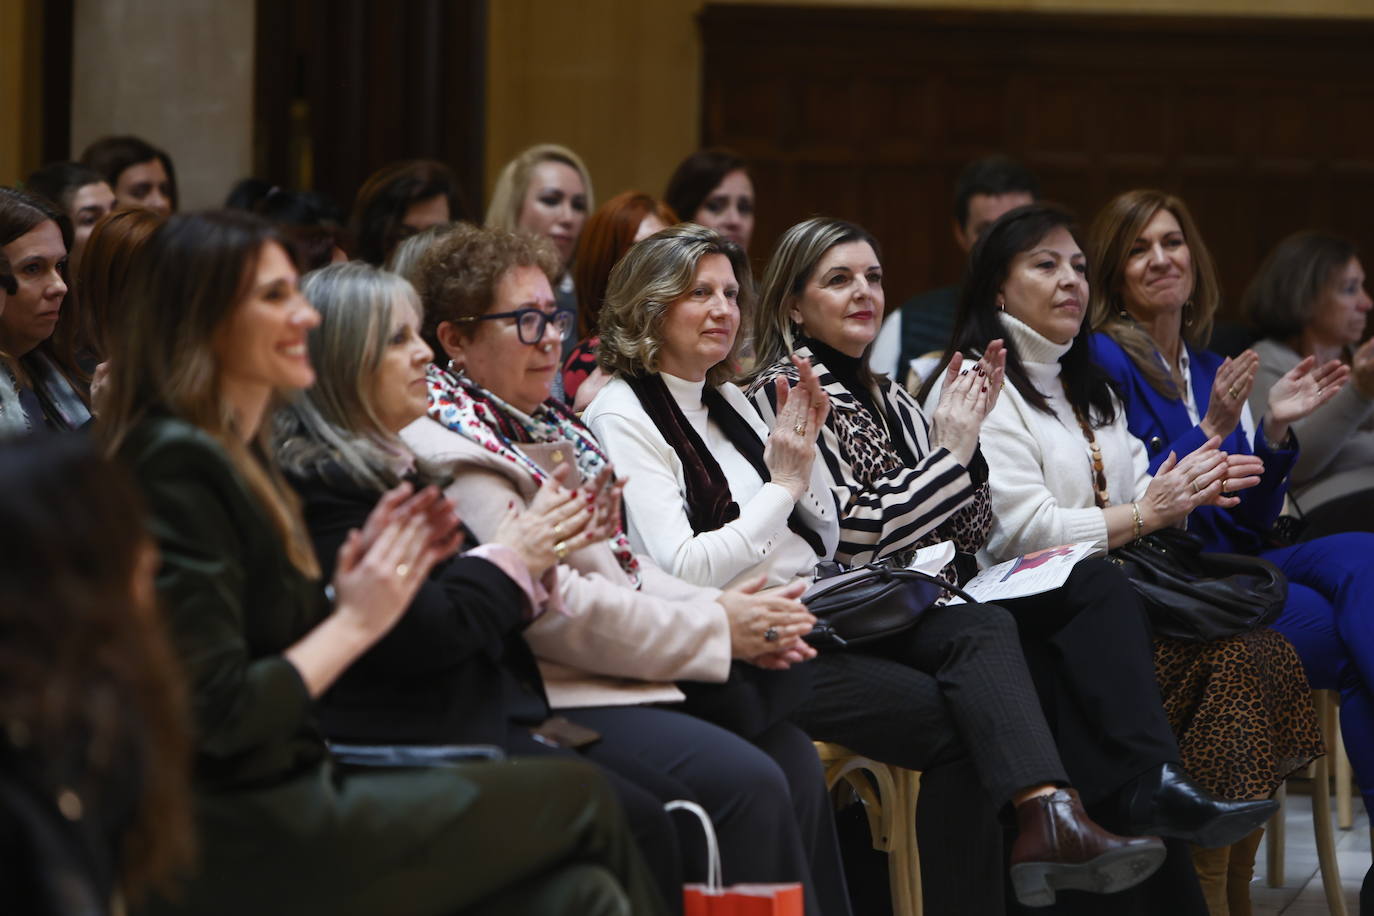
left=572, top=191, right=678, bottom=340
left=0, top=434, right=194, bottom=900
left=96, top=210, right=320, bottom=577
left=1087, top=189, right=1221, bottom=399
left=74, top=207, right=164, bottom=362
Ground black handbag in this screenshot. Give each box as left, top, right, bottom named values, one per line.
left=1108, top=527, right=1287, bottom=642
left=801, top=563, right=976, bottom=649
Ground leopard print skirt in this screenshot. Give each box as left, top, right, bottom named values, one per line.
left=1154, top=627, right=1323, bottom=800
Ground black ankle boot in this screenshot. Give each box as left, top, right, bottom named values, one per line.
left=1126, top=762, right=1278, bottom=849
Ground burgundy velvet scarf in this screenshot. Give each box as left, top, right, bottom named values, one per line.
left=622, top=373, right=824, bottom=557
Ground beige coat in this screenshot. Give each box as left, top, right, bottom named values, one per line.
left=402, top=416, right=733, bottom=709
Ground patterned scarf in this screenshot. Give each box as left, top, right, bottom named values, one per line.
left=426, top=363, right=641, bottom=587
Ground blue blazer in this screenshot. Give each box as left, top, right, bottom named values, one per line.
left=1091, top=333, right=1297, bottom=555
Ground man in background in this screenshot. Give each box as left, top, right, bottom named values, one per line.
left=872, top=155, right=1039, bottom=381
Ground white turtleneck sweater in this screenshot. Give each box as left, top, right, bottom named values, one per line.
left=584, top=372, right=838, bottom=589
left=927, top=312, right=1151, bottom=563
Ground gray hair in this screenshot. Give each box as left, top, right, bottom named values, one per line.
left=274, top=262, right=423, bottom=491
left=596, top=222, right=753, bottom=388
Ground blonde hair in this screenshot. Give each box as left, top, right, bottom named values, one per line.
left=275, top=263, right=423, bottom=491
left=752, top=216, right=881, bottom=377
left=1087, top=189, right=1221, bottom=399
left=485, top=143, right=595, bottom=234
left=597, top=223, right=753, bottom=388
left=97, top=211, right=320, bottom=578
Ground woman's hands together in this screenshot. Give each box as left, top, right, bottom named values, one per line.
left=1140, top=436, right=1265, bottom=530
left=1200, top=350, right=1258, bottom=440
left=764, top=355, right=831, bottom=500
left=716, top=576, right=818, bottom=668
left=929, top=341, right=1006, bottom=466
left=1264, top=355, right=1349, bottom=441
left=490, top=464, right=603, bottom=578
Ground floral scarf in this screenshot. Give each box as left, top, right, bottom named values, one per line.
left=427, top=363, right=641, bottom=587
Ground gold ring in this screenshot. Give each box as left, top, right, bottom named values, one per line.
left=1227, top=386, right=1239, bottom=400
left=552, top=522, right=564, bottom=539
left=793, top=422, right=806, bottom=435
left=554, top=540, right=568, bottom=560
left=1190, top=480, right=1201, bottom=494
left=395, top=563, right=410, bottom=578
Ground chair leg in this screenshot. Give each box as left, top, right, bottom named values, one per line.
left=1266, top=782, right=1287, bottom=888
left=1313, top=692, right=1349, bottom=916
left=1335, top=705, right=1354, bottom=831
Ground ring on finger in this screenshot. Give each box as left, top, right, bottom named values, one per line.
left=1227, top=386, right=1239, bottom=400
left=554, top=540, right=568, bottom=560
left=1190, top=479, right=1202, bottom=494
left=793, top=422, right=807, bottom=435
left=552, top=522, right=564, bottom=539
left=395, top=563, right=410, bottom=578
left=764, top=627, right=779, bottom=643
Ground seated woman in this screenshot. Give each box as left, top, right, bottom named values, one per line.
left=277, top=260, right=814, bottom=912
left=486, top=145, right=594, bottom=368
left=931, top=202, right=1323, bottom=914
left=80, top=135, right=176, bottom=217
left=563, top=191, right=677, bottom=407
left=0, top=435, right=192, bottom=916
left=96, top=209, right=663, bottom=916
left=1243, top=230, right=1374, bottom=537
left=399, top=223, right=850, bottom=916
left=581, top=223, right=1205, bottom=911
left=746, top=216, right=1292, bottom=912
left=23, top=161, right=115, bottom=268
left=1087, top=189, right=1374, bottom=908
left=663, top=148, right=755, bottom=252
left=0, top=188, right=91, bottom=433
left=348, top=159, right=466, bottom=265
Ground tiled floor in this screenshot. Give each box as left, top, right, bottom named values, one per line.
left=1252, top=785, right=1368, bottom=915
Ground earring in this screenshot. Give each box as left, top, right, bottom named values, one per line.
left=996, top=295, right=1006, bottom=312
left=1183, top=300, right=1195, bottom=328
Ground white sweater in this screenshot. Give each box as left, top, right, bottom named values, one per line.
left=584, top=373, right=838, bottom=589
left=928, top=312, right=1151, bottom=563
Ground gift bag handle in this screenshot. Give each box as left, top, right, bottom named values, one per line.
left=665, top=799, right=721, bottom=893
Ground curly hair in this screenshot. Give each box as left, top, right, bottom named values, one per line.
left=410, top=223, right=561, bottom=356
left=0, top=434, right=194, bottom=902
left=596, top=223, right=753, bottom=388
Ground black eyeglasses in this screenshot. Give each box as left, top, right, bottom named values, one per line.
left=454, top=307, right=575, bottom=345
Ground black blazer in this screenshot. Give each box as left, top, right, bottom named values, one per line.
left=290, top=466, right=550, bottom=747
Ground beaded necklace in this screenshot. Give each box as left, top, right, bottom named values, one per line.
left=1062, top=380, right=1110, bottom=509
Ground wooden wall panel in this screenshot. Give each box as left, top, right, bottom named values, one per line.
left=700, top=5, right=1374, bottom=321
left=254, top=0, right=485, bottom=221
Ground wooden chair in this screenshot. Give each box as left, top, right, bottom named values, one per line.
left=813, top=742, right=922, bottom=916
left=1265, top=690, right=1348, bottom=915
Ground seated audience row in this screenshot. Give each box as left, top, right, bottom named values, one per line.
left=5, top=137, right=1372, bottom=916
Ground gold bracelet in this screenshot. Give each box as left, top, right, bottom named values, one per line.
left=1131, top=501, right=1144, bottom=540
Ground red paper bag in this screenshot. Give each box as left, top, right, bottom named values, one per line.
left=667, top=800, right=805, bottom=916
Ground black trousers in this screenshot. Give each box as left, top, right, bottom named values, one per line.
left=791, top=600, right=1068, bottom=915
left=1001, top=558, right=1205, bottom=916
left=1000, top=558, right=1179, bottom=805
left=512, top=705, right=851, bottom=916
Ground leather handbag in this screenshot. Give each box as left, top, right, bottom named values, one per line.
left=801, top=563, right=975, bottom=649
left=1108, top=527, right=1287, bottom=643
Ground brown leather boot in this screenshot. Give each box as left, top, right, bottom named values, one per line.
left=1010, top=788, right=1168, bottom=908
